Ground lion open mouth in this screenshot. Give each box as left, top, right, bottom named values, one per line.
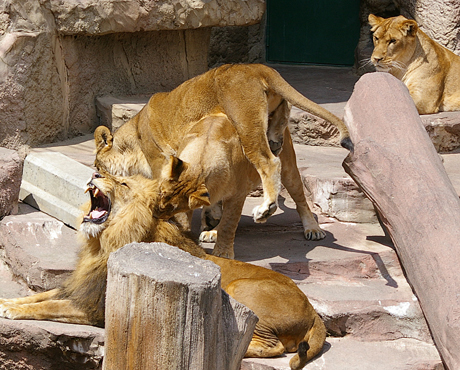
left=83, top=183, right=111, bottom=224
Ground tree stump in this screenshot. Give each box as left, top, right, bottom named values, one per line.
left=342, top=72, right=460, bottom=369
left=103, top=242, right=257, bottom=370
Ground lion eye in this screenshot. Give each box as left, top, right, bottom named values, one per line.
left=121, top=182, right=128, bottom=187
left=389, top=38, right=396, bottom=44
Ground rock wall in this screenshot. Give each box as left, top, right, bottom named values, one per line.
left=0, top=0, right=265, bottom=149
left=208, top=16, right=265, bottom=68
left=395, top=0, right=460, bottom=54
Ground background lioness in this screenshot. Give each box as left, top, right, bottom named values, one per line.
left=94, top=63, right=352, bottom=228
left=369, top=14, right=460, bottom=114
left=0, top=171, right=326, bottom=370
left=155, top=112, right=325, bottom=259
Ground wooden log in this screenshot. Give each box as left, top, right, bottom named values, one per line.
left=103, top=242, right=257, bottom=370
left=342, top=72, right=460, bottom=369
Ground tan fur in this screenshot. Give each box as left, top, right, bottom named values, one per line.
left=0, top=172, right=206, bottom=327
left=156, top=112, right=326, bottom=259
left=369, top=14, right=460, bottom=114
left=207, top=255, right=326, bottom=369
left=94, top=63, right=352, bottom=227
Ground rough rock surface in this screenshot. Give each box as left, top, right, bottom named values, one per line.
left=421, top=111, right=460, bottom=152
left=395, top=0, right=460, bottom=54
left=0, top=203, right=78, bottom=292
left=0, top=0, right=264, bottom=149
left=0, top=318, right=104, bottom=370
left=0, top=147, right=23, bottom=219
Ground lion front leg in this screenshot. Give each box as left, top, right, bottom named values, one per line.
left=0, top=289, right=60, bottom=306
left=209, top=194, right=247, bottom=259
left=0, top=299, right=93, bottom=325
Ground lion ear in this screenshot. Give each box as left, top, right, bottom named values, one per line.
left=94, top=126, right=113, bottom=151
left=401, top=19, right=418, bottom=37
left=189, top=184, right=211, bottom=209
left=163, top=156, right=188, bottom=181
left=368, top=14, right=384, bottom=29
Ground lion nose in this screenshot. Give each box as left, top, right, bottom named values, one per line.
left=373, top=56, right=383, bottom=63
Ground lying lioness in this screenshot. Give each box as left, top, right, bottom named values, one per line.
left=0, top=171, right=326, bottom=369
left=94, top=63, right=352, bottom=228
left=155, top=112, right=325, bottom=259
left=369, top=14, right=460, bottom=114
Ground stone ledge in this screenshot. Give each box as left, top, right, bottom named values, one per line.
left=0, top=318, right=104, bottom=370
left=421, top=111, right=460, bottom=152
left=4, top=0, right=265, bottom=36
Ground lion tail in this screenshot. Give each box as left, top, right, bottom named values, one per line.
left=289, top=313, right=327, bottom=370
left=262, top=65, right=353, bottom=152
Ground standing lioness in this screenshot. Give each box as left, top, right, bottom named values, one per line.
left=95, top=64, right=352, bottom=225
left=369, top=14, right=460, bottom=114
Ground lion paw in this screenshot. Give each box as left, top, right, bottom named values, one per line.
left=212, top=246, right=235, bottom=260
left=199, top=230, right=218, bottom=243
left=252, top=202, right=277, bottom=223
left=304, top=227, right=326, bottom=241
left=0, top=303, right=20, bottom=319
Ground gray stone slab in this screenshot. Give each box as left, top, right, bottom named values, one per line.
left=19, top=151, right=94, bottom=229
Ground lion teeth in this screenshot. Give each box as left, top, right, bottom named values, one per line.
left=94, top=188, right=100, bottom=197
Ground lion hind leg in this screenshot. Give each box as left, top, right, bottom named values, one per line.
left=0, top=299, right=92, bottom=325
left=279, top=129, right=325, bottom=241
left=245, top=335, right=285, bottom=359
left=224, top=102, right=281, bottom=223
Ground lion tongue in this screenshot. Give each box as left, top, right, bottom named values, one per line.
left=91, top=209, right=107, bottom=219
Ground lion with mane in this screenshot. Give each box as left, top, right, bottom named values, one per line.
left=0, top=171, right=326, bottom=370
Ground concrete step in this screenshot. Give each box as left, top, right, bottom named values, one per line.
left=19, top=151, right=94, bottom=229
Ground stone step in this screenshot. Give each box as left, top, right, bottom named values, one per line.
left=0, top=318, right=104, bottom=370
left=296, top=145, right=460, bottom=223
left=19, top=151, right=94, bottom=229
left=241, top=336, right=443, bottom=370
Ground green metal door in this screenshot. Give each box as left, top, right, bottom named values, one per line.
left=266, top=0, right=361, bottom=66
